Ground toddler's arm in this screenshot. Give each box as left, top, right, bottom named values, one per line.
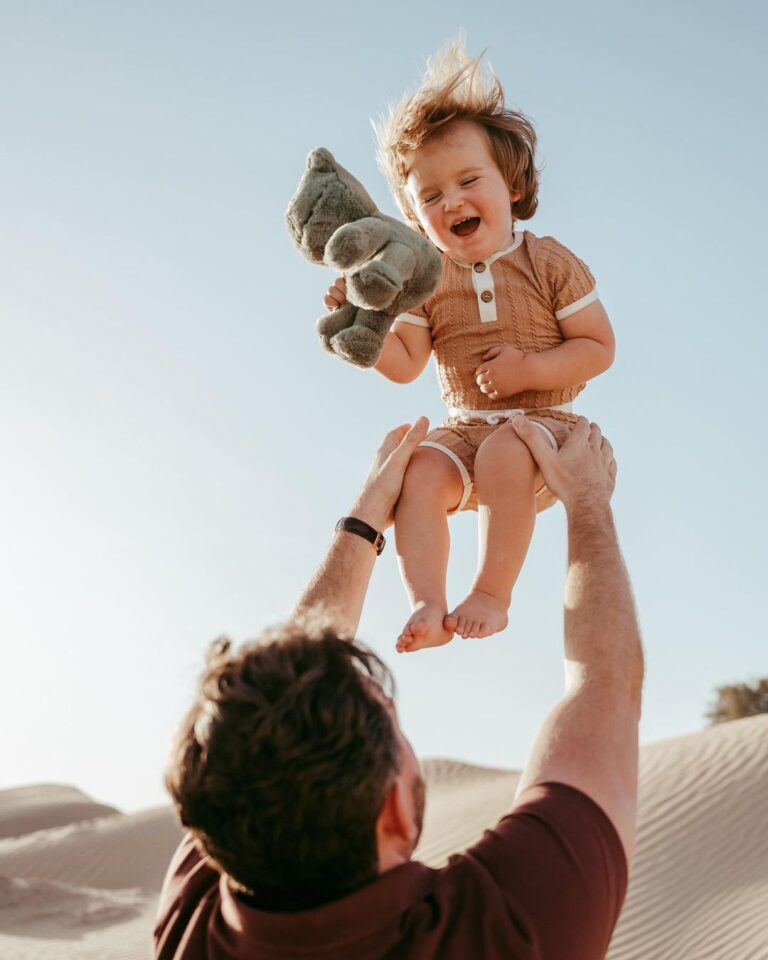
left=322, top=277, right=432, bottom=384
left=475, top=300, right=615, bottom=399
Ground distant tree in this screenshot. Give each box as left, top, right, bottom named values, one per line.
left=706, top=678, right=768, bottom=724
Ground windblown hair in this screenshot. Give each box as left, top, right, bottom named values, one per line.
left=165, top=621, right=400, bottom=910
left=375, top=40, right=540, bottom=231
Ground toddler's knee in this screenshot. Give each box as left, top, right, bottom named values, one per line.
left=400, top=447, right=462, bottom=504
left=478, top=424, right=534, bottom=467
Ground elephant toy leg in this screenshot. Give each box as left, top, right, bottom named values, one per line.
left=316, top=303, right=357, bottom=353
left=330, top=309, right=392, bottom=368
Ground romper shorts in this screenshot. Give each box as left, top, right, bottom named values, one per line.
left=420, top=409, right=578, bottom=514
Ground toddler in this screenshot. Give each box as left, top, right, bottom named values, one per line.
left=324, top=43, right=615, bottom=652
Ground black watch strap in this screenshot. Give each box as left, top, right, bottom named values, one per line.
left=335, top=516, right=386, bottom=555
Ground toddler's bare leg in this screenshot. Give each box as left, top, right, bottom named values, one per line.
left=445, top=425, right=539, bottom=639
left=395, top=447, right=464, bottom=653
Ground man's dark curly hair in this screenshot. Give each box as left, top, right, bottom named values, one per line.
left=165, top=621, right=400, bottom=910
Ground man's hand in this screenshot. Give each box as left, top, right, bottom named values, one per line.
left=475, top=345, right=529, bottom=399
left=351, top=418, right=429, bottom=531
left=512, top=415, right=616, bottom=510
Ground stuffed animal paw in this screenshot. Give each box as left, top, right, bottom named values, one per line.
left=286, top=148, right=442, bottom=368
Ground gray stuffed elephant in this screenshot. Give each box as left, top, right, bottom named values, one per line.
left=285, top=147, right=442, bottom=368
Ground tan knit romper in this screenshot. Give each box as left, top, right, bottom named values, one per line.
left=395, top=231, right=598, bottom=513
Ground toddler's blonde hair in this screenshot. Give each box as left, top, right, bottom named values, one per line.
left=375, top=40, right=539, bottom=232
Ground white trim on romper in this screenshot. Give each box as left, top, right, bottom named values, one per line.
left=529, top=419, right=558, bottom=495
left=448, top=402, right=572, bottom=423
left=555, top=289, right=599, bottom=320
left=418, top=441, right=473, bottom=513
left=394, top=313, right=431, bottom=328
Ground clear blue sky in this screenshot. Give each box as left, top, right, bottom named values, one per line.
left=1, top=1, right=766, bottom=811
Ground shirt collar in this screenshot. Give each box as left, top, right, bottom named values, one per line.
left=219, top=861, right=435, bottom=957
left=447, top=230, right=525, bottom=269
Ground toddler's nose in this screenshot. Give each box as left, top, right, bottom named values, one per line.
left=443, top=192, right=463, bottom=212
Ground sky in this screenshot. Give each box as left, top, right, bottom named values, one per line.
left=1, top=0, right=766, bottom=812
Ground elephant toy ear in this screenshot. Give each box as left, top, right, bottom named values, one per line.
left=285, top=148, right=377, bottom=265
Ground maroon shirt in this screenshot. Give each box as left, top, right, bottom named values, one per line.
left=154, top=782, right=627, bottom=960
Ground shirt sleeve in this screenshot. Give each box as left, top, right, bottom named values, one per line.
left=537, top=236, right=598, bottom=321
left=460, top=782, right=628, bottom=960
left=393, top=300, right=432, bottom=329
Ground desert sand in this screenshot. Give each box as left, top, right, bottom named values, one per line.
left=1, top=714, right=766, bottom=959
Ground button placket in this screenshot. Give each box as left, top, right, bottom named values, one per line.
left=470, top=259, right=497, bottom=323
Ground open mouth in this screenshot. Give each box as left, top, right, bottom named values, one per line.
left=450, top=217, right=480, bottom=238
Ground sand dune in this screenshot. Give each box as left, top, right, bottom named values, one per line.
left=0, top=784, right=119, bottom=840
left=608, top=714, right=768, bottom=960
left=0, top=789, right=182, bottom=960
left=0, top=805, right=182, bottom=891
left=1, top=715, right=766, bottom=959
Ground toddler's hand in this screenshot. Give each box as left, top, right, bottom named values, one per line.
left=475, top=345, right=529, bottom=399
left=323, top=276, right=348, bottom=311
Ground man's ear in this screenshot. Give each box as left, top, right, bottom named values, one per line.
left=376, top=778, right=418, bottom=868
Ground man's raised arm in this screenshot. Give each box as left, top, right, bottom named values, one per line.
left=292, top=417, right=428, bottom=638
left=512, top=416, right=644, bottom=865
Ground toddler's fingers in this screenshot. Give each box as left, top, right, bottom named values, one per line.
left=325, top=278, right=349, bottom=306
left=482, top=345, right=504, bottom=362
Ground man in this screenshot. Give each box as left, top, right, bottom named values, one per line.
left=155, top=414, right=643, bottom=959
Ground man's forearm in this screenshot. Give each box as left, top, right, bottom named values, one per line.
left=291, top=492, right=389, bottom=638
left=563, top=500, right=644, bottom=696
left=290, top=418, right=428, bottom=639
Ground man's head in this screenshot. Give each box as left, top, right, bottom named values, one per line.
left=165, top=622, right=425, bottom=909
left=375, top=40, right=539, bottom=247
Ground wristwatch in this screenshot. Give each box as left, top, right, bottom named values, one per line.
left=335, top=516, right=386, bottom=556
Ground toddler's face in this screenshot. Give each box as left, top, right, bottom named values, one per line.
left=405, top=119, right=518, bottom=262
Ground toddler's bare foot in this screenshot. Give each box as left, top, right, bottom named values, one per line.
left=444, top=590, right=509, bottom=639
left=397, top=601, right=454, bottom=653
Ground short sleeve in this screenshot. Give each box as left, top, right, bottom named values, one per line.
left=459, top=782, right=627, bottom=960
left=393, top=300, right=431, bottom=329
left=537, top=236, right=598, bottom=321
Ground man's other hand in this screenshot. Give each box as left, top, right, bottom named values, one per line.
left=512, top=415, right=616, bottom=510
